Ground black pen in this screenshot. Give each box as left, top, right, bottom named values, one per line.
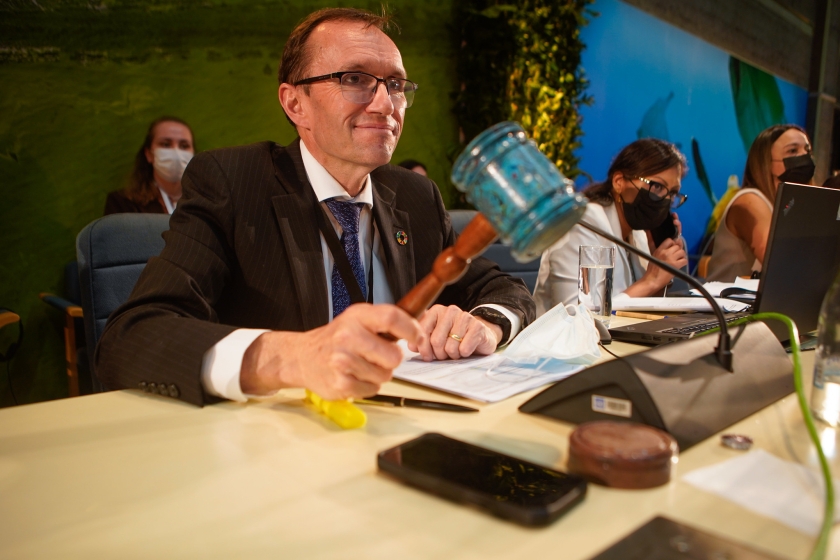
left=356, top=394, right=479, bottom=413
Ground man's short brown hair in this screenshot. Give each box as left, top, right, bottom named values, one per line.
left=278, top=7, right=395, bottom=87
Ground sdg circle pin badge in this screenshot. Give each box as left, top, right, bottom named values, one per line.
left=395, top=231, right=408, bottom=245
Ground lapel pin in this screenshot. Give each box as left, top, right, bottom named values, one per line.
left=395, top=231, right=408, bottom=245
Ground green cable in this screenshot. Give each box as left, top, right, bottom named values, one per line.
left=708, top=313, right=833, bottom=559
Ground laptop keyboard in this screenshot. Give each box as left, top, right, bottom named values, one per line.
left=659, top=313, right=749, bottom=335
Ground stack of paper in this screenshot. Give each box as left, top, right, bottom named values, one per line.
left=611, top=294, right=750, bottom=313
left=393, top=348, right=584, bottom=403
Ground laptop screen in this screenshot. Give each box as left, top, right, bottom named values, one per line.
left=755, top=182, right=840, bottom=340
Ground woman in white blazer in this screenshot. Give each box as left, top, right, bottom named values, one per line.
left=533, top=139, right=689, bottom=316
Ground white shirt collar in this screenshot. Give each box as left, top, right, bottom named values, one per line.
left=157, top=184, right=176, bottom=214
left=299, top=139, right=373, bottom=207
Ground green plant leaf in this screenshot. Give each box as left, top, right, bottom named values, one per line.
left=691, top=137, right=717, bottom=205
left=729, top=57, right=786, bottom=152
left=453, top=0, right=594, bottom=179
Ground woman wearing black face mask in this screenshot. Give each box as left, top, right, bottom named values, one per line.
left=706, top=124, right=813, bottom=282
left=533, top=139, right=689, bottom=315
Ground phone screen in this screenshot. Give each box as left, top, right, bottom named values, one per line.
left=378, top=433, right=585, bottom=508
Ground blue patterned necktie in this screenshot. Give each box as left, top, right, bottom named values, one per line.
left=325, top=199, right=367, bottom=318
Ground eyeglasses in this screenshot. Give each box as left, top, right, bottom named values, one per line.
left=633, top=176, right=688, bottom=209
left=293, top=71, right=418, bottom=109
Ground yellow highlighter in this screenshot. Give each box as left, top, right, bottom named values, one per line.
left=304, top=390, right=367, bottom=429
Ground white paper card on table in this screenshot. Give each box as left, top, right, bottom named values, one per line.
left=612, top=294, right=750, bottom=313
left=690, top=279, right=760, bottom=297
left=682, top=449, right=840, bottom=535
left=393, top=304, right=598, bottom=402
left=689, top=282, right=734, bottom=297
left=734, top=277, right=760, bottom=292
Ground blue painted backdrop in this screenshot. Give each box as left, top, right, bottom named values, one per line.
left=575, top=0, right=808, bottom=254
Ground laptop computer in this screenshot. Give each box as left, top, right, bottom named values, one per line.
left=609, top=182, right=840, bottom=345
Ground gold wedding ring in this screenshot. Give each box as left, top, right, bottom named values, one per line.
left=448, top=333, right=463, bottom=342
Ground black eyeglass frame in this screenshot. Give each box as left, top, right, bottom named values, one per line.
left=292, top=71, right=419, bottom=108
left=632, top=176, right=688, bottom=209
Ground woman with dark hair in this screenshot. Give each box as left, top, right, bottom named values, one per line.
left=706, top=124, right=813, bottom=281
left=104, top=116, right=195, bottom=215
left=532, top=138, right=689, bottom=315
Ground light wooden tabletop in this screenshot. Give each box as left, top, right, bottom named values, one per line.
left=0, top=326, right=836, bottom=559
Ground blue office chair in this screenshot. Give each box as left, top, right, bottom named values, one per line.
left=76, top=214, right=170, bottom=391
left=447, top=209, right=541, bottom=293
left=448, top=209, right=477, bottom=236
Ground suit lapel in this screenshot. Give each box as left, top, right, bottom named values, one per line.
left=270, top=140, right=330, bottom=329
left=372, top=179, right=415, bottom=302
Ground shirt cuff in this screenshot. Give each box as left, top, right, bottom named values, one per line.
left=201, top=328, right=270, bottom=402
left=472, top=303, right=521, bottom=346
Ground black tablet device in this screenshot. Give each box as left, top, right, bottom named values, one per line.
left=377, top=432, right=587, bottom=527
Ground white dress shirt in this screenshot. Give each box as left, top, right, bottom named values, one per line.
left=201, top=140, right=520, bottom=401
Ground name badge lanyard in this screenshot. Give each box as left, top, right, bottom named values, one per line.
left=157, top=185, right=176, bottom=215
left=315, top=204, right=375, bottom=306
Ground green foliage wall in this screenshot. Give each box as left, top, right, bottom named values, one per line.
left=0, top=0, right=461, bottom=406
left=453, top=0, right=592, bottom=178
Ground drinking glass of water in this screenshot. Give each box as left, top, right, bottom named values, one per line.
left=578, top=245, right=615, bottom=326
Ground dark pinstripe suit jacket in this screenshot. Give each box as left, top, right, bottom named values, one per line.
left=96, top=139, right=535, bottom=405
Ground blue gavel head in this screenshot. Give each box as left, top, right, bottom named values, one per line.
left=451, top=122, right=587, bottom=262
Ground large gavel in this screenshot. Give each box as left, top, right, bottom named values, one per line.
left=394, top=121, right=587, bottom=318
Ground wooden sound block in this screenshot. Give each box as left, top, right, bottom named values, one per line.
left=567, top=421, right=678, bottom=489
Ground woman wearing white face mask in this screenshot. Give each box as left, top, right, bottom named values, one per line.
left=105, top=116, right=195, bottom=215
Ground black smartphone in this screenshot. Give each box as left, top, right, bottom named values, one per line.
left=377, top=433, right=587, bottom=527
left=651, top=212, right=679, bottom=247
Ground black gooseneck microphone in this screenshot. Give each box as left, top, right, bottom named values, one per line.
left=520, top=221, right=794, bottom=450
left=577, top=221, right=734, bottom=371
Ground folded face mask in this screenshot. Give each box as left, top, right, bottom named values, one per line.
left=503, top=302, right=601, bottom=365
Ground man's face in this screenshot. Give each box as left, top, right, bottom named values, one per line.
left=289, top=20, right=406, bottom=179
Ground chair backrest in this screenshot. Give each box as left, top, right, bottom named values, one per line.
left=64, top=261, right=81, bottom=305
left=448, top=209, right=478, bottom=235
left=447, top=209, right=540, bottom=293
left=696, top=255, right=711, bottom=279
left=481, top=244, right=540, bottom=293
left=76, top=214, right=170, bottom=384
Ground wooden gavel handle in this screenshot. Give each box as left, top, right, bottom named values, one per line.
left=395, top=213, right=499, bottom=318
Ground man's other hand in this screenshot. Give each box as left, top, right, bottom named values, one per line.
left=407, top=304, right=502, bottom=361
left=239, top=304, right=424, bottom=400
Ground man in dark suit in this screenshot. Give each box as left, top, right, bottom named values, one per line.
left=96, top=7, right=535, bottom=406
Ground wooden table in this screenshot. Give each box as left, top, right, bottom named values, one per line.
left=0, top=323, right=835, bottom=559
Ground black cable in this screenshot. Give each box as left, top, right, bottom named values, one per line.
left=598, top=341, right=622, bottom=360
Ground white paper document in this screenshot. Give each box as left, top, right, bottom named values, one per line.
left=392, top=304, right=598, bottom=402
left=611, top=294, right=750, bottom=313
left=682, top=449, right=840, bottom=535
left=394, top=352, right=584, bottom=402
